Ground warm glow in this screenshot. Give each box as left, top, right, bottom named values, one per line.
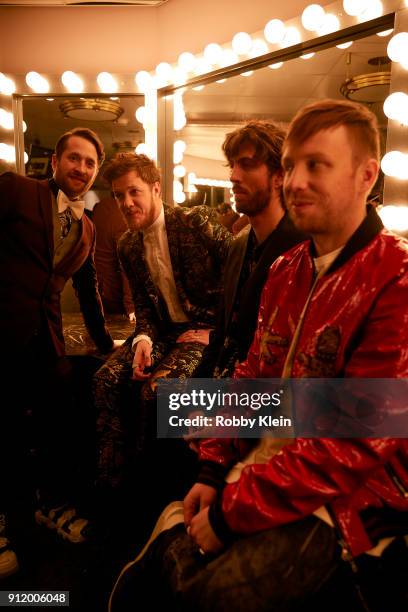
left=317, top=14, right=340, bottom=36
left=135, top=106, right=146, bottom=124
left=241, top=71, right=254, bottom=77
left=301, top=4, right=326, bottom=32
left=203, top=43, right=223, bottom=65
left=383, top=92, right=408, bottom=125
left=178, top=52, right=196, bottom=72
left=281, top=27, right=301, bottom=47
left=232, top=32, right=253, bottom=55
left=135, top=71, right=152, bottom=93
left=377, top=29, right=393, bottom=38
left=155, top=62, right=173, bottom=83
left=378, top=205, right=408, bottom=232
left=301, top=53, right=315, bottom=59
left=381, top=151, right=408, bottom=179
left=387, top=32, right=408, bottom=64
left=337, top=41, right=353, bottom=49
left=220, top=49, right=239, bottom=67
left=61, top=71, right=84, bottom=93
left=0, top=73, right=16, bottom=96
left=264, top=19, right=286, bottom=44
left=135, top=143, right=149, bottom=156
left=0, top=108, right=14, bottom=130
left=269, top=62, right=283, bottom=70
left=249, top=39, right=269, bottom=58
left=0, top=142, right=15, bottom=163
left=358, top=0, right=383, bottom=22
left=25, top=71, right=49, bottom=93
left=174, top=191, right=186, bottom=204
left=97, top=72, right=118, bottom=93
left=173, top=164, right=186, bottom=178
left=343, top=0, right=370, bottom=16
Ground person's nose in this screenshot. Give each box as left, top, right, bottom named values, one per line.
left=230, top=163, right=242, bottom=184
left=284, top=164, right=308, bottom=193
left=123, top=192, right=134, bottom=209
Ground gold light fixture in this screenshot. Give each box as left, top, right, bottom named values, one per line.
left=59, top=98, right=123, bottom=121
left=340, top=56, right=391, bottom=104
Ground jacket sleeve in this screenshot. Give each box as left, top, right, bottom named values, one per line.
left=210, top=270, right=408, bottom=541
left=72, top=236, right=114, bottom=353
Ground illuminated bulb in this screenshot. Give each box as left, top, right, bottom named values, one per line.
left=377, top=29, right=393, bottom=37
left=24, top=151, right=28, bottom=164
left=23, top=121, right=27, bottom=133
left=358, top=0, right=383, bottom=22
left=174, top=113, right=186, bottom=131
left=301, top=4, right=326, bottom=32
left=378, top=205, right=408, bottom=232
left=387, top=32, right=408, bottom=64
left=264, top=19, right=286, bottom=44
left=381, top=151, right=408, bottom=179
left=204, top=43, right=223, bottom=65
left=173, top=179, right=183, bottom=193
left=337, top=41, right=353, bottom=49
left=383, top=92, right=408, bottom=124
left=192, top=85, right=205, bottom=91
left=173, top=148, right=183, bottom=164
left=194, top=58, right=213, bottom=75
left=301, top=53, right=315, bottom=59
left=135, top=143, right=149, bottom=156
left=155, top=62, right=173, bottom=82
left=400, top=55, right=408, bottom=71
left=61, top=71, right=84, bottom=93
left=249, top=39, right=269, bottom=58
left=0, top=73, right=16, bottom=96
left=269, top=62, right=283, bottom=70
left=0, top=143, right=15, bottom=163
left=135, top=106, right=146, bottom=124
left=174, top=191, right=186, bottom=204
left=317, top=14, right=340, bottom=36
left=0, top=109, right=14, bottom=130
left=343, top=0, right=370, bottom=16
left=232, top=32, right=253, bottom=55
left=135, top=71, right=152, bottom=92
left=241, top=71, right=254, bottom=77
left=97, top=72, right=117, bottom=93
left=173, top=164, right=186, bottom=178
left=281, top=26, right=301, bottom=47
left=178, top=52, right=196, bottom=72
left=216, top=79, right=227, bottom=83
left=25, top=71, right=49, bottom=93
left=220, top=49, right=239, bottom=67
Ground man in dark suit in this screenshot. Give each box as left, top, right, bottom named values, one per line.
left=194, top=120, right=306, bottom=380
left=94, top=153, right=232, bottom=497
left=0, top=128, right=115, bottom=572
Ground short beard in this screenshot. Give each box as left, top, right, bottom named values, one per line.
left=235, top=186, right=271, bottom=217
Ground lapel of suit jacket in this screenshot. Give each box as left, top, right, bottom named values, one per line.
left=162, top=203, right=189, bottom=309
left=38, top=180, right=54, bottom=265
left=54, top=213, right=95, bottom=275
left=131, top=228, right=165, bottom=316
left=223, top=227, right=250, bottom=329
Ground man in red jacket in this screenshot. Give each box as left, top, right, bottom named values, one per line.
left=110, top=100, right=408, bottom=612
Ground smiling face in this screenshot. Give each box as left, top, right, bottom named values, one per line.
left=282, top=125, right=378, bottom=254
left=229, top=144, right=274, bottom=216
left=112, top=170, right=162, bottom=231
left=51, top=135, right=99, bottom=199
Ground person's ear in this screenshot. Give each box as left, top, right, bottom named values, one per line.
left=51, top=153, right=57, bottom=172
left=361, top=158, right=379, bottom=194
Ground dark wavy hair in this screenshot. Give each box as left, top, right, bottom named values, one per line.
left=103, top=152, right=161, bottom=185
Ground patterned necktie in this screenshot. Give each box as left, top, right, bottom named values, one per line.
left=58, top=207, right=73, bottom=238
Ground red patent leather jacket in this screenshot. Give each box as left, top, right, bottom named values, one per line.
left=200, top=209, right=408, bottom=557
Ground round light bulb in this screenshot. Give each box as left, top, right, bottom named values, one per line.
left=232, top=32, right=253, bottom=55
left=343, top=0, right=370, bottom=17
left=174, top=192, right=186, bottom=205
left=97, top=72, right=118, bottom=93
left=281, top=26, right=301, bottom=48
left=301, top=53, right=315, bottom=60
left=135, top=70, right=152, bottom=92
left=173, top=164, right=186, bottom=178
left=317, top=14, right=340, bottom=36
left=358, top=0, right=383, bottom=22
left=381, top=151, right=408, bottom=179
left=336, top=41, right=353, bottom=49
left=220, top=49, right=239, bottom=67
left=249, top=39, right=269, bottom=58
left=194, top=58, right=213, bottom=75
left=241, top=71, right=253, bottom=77
left=135, top=106, right=146, bottom=124
left=0, top=73, right=16, bottom=96
left=301, top=4, right=326, bottom=32
left=61, top=70, right=84, bottom=93
left=378, top=205, right=408, bottom=232
left=25, top=71, right=49, bottom=93
left=173, top=179, right=183, bottom=194
left=387, top=32, right=408, bottom=64
left=178, top=52, right=196, bottom=72
left=383, top=92, right=408, bottom=121
left=135, top=143, right=149, bottom=156
left=24, top=151, right=28, bottom=164
left=203, top=43, right=223, bottom=65
left=269, top=62, right=283, bottom=70
left=264, top=19, right=286, bottom=44
left=377, top=29, right=393, bottom=38
left=0, top=143, right=15, bottom=163
left=23, top=120, right=27, bottom=133
left=174, top=140, right=186, bottom=154
left=0, top=109, right=14, bottom=130
left=155, top=62, right=173, bottom=82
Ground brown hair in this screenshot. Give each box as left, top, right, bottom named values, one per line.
left=286, top=99, right=380, bottom=162
left=55, top=127, right=105, bottom=165
left=103, top=152, right=161, bottom=185
left=223, top=120, right=286, bottom=174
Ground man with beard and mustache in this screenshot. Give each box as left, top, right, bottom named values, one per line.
left=194, top=120, right=306, bottom=379
left=93, top=153, right=232, bottom=499
left=0, top=128, right=117, bottom=574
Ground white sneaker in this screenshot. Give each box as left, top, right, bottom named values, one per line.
left=108, top=501, right=184, bottom=612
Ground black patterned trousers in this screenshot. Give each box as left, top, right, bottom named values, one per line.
left=94, top=329, right=206, bottom=490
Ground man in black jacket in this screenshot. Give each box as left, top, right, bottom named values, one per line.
left=194, top=120, right=306, bottom=379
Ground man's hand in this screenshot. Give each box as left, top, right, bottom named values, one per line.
left=184, top=482, right=217, bottom=528
left=176, top=328, right=211, bottom=345
left=132, top=339, right=152, bottom=380
left=189, top=507, right=224, bottom=554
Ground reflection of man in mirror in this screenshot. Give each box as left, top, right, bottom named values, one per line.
left=0, top=127, right=118, bottom=571
left=194, top=120, right=306, bottom=379
left=94, top=153, right=232, bottom=493
left=110, top=101, right=408, bottom=612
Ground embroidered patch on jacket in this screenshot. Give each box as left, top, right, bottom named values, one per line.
left=297, top=325, right=341, bottom=377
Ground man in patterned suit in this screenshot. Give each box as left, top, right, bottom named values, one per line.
left=0, top=128, right=116, bottom=574
left=94, top=153, right=232, bottom=498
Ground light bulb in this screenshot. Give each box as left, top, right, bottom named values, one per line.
left=358, top=0, right=383, bottom=22
left=0, top=73, right=16, bottom=96
left=25, top=71, right=49, bottom=93
left=343, top=0, right=370, bottom=17
left=241, top=71, right=253, bottom=77
left=135, top=143, right=149, bottom=156
left=281, top=27, right=301, bottom=48
left=178, top=52, right=196, bottom=72
left=269, top=62, right=283, bottom=70
left=301, top=4, right=326, bottom=32
left=220, top=49, right=239, bottom=67
left=155, top=62, right=173, bottom=82
left=249, top=39, right=269, bottom=58
left=301, top=53, right=315, bottom=60
left=232, top=32, right=253, bottom=55
left=135, top=106, right=146, bottom=124
left=317, top=14, right=340, bottom=36
left=378, top=205, right=408, bottom=232
left=381, top=151, right=408, bottom=179
left=377, top=29, right=393, bottom=38
left=61, top=71, right=84, bottom=93
left=173, top=164, right=186, bottom=178
left=387, top=32, right=408, bottom=64
left=174, top=191, right=186, bottom=205
left=264, top=19, right=286, bottom=44
left=97, top=72, right=117, bottom=93
left=135, top=71, right=152, bottom=93
left=203, top=43, right=223, bottom=65
left=337, top=41, right=353, bottom=49
left=383, top=92, right=408, bottom=121
left=0, top=109, right=14, bottom=130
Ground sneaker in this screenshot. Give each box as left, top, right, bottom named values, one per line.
left=35, top=505, right=90, bottom=544
left=0, top=537, right=19, bottom=579
left=108, top=501, right=184, bottom=611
